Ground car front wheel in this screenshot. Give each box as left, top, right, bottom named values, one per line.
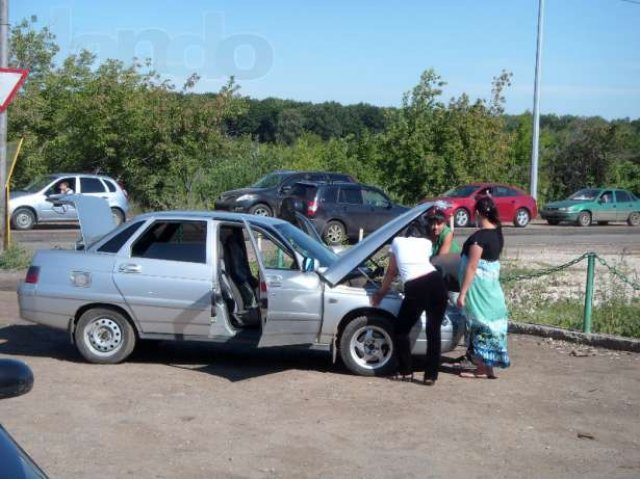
left=514, top=208, right=530, bottom=227
left=11, top=208, right=36, bottom=230
left=249, top=203, right=273, bottom=217
left=577, top=211, right=591, bottom=227
left=339, top=315, right=396, bottom=376
left=75, top=308, right=136, bottom=364
left=324, top=220, right=347, bottom=245
left=454, top=208, right=470, bottom=228
left=628, top=212, right=640, bottom=227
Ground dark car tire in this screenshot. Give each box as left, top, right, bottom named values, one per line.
left=324, top=220, right=347, bottom=245
left=111, top=207, right=125, bottom=226
left=75, top=308, right=136, bottom=364
left=628, top=212, right=640, bottom=227
left=11, top=207, right=36, bottom=230
left=577, top=211, right=592, bottom=227
left=513, top=208, right=530, bottom=227
left=453, top=208, right=470, bottom=228
left=249, top=203, right=273, bottom=217
left=339, top=315, right=396, bottom=377
left=547, top=219, right=560, bottom=226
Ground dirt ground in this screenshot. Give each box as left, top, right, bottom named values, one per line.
left=1, top=277, right=640, bottom=478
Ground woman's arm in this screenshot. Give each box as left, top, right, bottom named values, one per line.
left=457, top=244, right=482, bottom=308
left=371, top=254, right=398, bottom=306
left=437, top=231, right=454, bottom=255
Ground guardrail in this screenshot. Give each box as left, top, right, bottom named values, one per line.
left=502, top=252, right=640, bottom=334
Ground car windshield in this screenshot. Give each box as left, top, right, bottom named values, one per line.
left=569, top=189, right=600, bottom=201
left=252, top=172, right=287, bottom=188
left=442, top=185, right=480, bottom=198
left=273, top=222, right=338, bottom=268
left=21, top=175, right=57, bottom=193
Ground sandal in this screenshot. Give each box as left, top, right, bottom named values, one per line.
left=388, top=373, right=414, bottom=382
left=459, top=371, right=495, bottom=379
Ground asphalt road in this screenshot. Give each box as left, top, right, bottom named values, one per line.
left=10, top=220, right=640, bottom=255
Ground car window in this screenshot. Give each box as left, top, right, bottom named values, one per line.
left=320, top=186, right=338, bottom=203
left=600, top=191, right=613, bottom=203
left=443, top=185, right=480, bottom=198
left=569, top=189, right=599, bottom=201
left=290, top=184, right=317, bottom=201
left=80, top=177, right=107, bottom=193
left=23, top=175, right=57, bottom=193
left=103, top=178, right=117, bottom=193
left=272, top=222, right=338, bottom=268
left=97, top=221, right=146, bottom=253
left=252, top=172, right=286, bottom=188
left=308, top=173, right=327, bottom=182
left=131, top=220, right=207, bottom=263
left=330, top=174, right=354, bottom=183
left=492, top=186, right=517, bottom=197
left=252, top=228, right=297, bottom=270
left=615, top=191, right=632, bottom=202
left=48, top=177, right=76, bottom=195
left=363, top=188, right=389, bottom=207
left=339, top=187, right=363, bottom=205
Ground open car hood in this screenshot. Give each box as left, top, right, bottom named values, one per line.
left=319, top=202, right=434, bottom=287
left=47, top=194, right=115, bottom=246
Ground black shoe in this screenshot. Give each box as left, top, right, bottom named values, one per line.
left=422, top=374, right=437, bottom=386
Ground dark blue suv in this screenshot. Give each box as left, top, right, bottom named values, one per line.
left=280, top=181, right=408, bottom=245
left=214, top=170, right=356, bottom=217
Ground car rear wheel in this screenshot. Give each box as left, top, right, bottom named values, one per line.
left=547, top=219, right=560, bottom=226
left=75, top=308, right=136, bottom=364
left=577, top=211, right=591, bottom=227
left=628, top=212, right=640, bottom=227
left=453, top=208, right=470, bottom=228
left=514, top=208, right=530, bottom=227
left=339, top=315, right=396, bottom=376
left=324, top=220, right=347, bottom=245
left=111, top=207, right=125, bottom=226
left=11, top=208, right=36, bottom=230
left=249, top=203, right=272, bottom=217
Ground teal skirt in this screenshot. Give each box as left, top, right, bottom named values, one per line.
left=458, top=255, right=511, bottom=368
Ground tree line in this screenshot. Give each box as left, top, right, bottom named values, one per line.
left=7, top=18, right=640, bottom=211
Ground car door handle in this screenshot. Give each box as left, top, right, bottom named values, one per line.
left=118, top=263, right=142, bottom=273
left=267, top=275, right=283, bottom=287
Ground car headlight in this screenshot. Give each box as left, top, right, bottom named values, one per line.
left=236, top=194, right=255, bottom=202
left=558, top=207, right=572, bottom=212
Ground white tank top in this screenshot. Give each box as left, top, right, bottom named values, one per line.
left=390, top=237, right=435, bottom=283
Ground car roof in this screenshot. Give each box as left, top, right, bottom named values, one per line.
left=132, top=210, right=292, bottom=227
left=50, top=173, right=117, bottom=180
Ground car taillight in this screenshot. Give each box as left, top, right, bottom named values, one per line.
left=25, top=266, right=40, bottom=284
left=307, top=200, right=318, bottom=217
left=117, top=180, right=128, bottom=199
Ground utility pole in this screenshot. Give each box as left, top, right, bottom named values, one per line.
left=530, top=0, right=545, bottom=201
left=0, top=0, right=7, bottom=254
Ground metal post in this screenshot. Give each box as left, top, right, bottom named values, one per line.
left=0, top=0, right=8, bottom=254
left=583, top=252, right=596, bottom=334
left=530, top=0, right=545, bottom=201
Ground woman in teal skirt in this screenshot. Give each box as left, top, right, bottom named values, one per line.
left=457, top=196, right=510, bottom=378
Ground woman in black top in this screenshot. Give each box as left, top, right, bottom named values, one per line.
left=457, top=196, right=511, bottom=379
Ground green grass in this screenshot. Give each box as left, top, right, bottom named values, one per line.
left=0, top=244, right=33, bottom=270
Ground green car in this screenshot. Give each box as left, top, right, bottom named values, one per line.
left=540, top=188, right=640, bottom=227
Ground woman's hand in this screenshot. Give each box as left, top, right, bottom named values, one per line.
left=456, top=293, right=466, bottom=309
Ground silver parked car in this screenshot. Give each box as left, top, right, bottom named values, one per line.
left=9, top=173, right=129, bottom=230
left=17, top=196, right=465, bottom=376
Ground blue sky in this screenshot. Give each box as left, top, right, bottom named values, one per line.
left=13, top=0, right=640, bottom=119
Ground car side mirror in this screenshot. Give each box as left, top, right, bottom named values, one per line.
left=302, top=257, right=318, bottom=272
left=280, top=186, right=292, bottom=194
left=0, top=359, right=34, bottom=400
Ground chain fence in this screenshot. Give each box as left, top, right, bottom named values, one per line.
left=501, top=251, right=639, bottom=335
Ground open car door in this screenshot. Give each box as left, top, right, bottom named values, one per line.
left=242, top=219, right=323, bottom=348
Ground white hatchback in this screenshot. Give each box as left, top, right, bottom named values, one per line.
left=9, top=173, right=129, bottom=230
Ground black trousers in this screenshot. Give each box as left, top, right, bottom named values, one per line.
left=395, top=270, right=448, bottom=380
